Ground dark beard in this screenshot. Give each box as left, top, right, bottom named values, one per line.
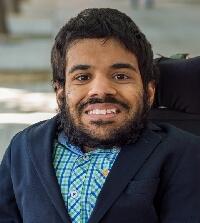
left=57, top=93, right=151, bottom=149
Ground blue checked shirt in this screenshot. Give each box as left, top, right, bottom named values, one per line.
left=52, top=132, right=120, bottom=223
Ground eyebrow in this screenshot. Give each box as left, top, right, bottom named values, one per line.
left=68, top=64, right=91, bottom=74
left=68, top=63, right=137, bottom=74
left=111, top=63, right=137, bottom=71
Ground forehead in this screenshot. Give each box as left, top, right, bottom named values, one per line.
left=66, top=38, right=139, bottom=70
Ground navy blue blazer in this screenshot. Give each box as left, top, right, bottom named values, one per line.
left=0, top=116, right=200, bottom=223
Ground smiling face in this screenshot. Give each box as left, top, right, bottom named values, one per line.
left=56, top=38, right=155, bottom=150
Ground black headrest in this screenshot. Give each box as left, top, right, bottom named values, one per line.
left=154, top=56, right=200, bottom=114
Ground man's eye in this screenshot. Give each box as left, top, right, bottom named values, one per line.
left=75, top=74, right=90, bottom=81
left=113, top=73, right=129, bottom=80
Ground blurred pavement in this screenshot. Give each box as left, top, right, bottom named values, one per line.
left=0, top=0, right=200, bottom=160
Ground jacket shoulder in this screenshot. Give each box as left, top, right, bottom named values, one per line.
left=152, top=122, right=200, bottom=144
left=7, top=115, right=58, bottom=152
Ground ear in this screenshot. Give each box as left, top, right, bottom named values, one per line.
left=55, top=82, right=64, bottom=109
left=147, top=81, right=155, bottom=106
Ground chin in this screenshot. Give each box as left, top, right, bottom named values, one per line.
left=86, top=122, right=119, bottom=134
left=89, top=131, right=114, bottom=141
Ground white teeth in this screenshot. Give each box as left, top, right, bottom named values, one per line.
left=101, top=110, right=107, bottom=115
left=88, top=109, right=117, bottom=115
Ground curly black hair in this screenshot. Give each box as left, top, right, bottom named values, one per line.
left=51, top=8, right=157, bottom=91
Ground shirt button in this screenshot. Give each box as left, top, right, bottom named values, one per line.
left=83, top=155, right=89, bottom=161
left=70, top=190, right=78, bottom=198
left=102, top=169, right=110, bottom=177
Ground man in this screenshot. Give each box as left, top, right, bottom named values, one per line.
left=0, top=8, right=200, bottom=223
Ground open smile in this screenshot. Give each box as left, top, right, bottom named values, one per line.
left=84, top=103, right=122, bottom=121
left=86, top=108, right=117, bottom=115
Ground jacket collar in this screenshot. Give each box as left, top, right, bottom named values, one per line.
left=27, top=116, right=161, bottom=223
left=89, top=126, right=161, bottom=223
left=26, top=115, right=72, bottom=223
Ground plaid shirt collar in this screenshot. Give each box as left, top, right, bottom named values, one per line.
left=58, top=131, right=120, bottom=156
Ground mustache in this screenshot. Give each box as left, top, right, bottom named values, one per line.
left=78, top=96, right=130, bottom=113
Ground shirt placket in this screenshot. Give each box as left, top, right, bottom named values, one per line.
left=67, top=154, right=90, bottom=223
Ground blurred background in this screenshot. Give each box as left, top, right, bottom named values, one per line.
left=0, top=0, right=200, bottom=160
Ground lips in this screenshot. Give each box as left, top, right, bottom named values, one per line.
left=87, top=108, right=117, bottom=115
left=84, top=103, right=121, bottom=115
left=83, top=103, right=121, bottom=121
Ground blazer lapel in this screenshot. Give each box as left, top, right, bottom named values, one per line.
left=27, top=116, right=72, bottom=223
left=89, top=127, right=161, bottom=223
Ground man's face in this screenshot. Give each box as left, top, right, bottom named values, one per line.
left=57, top=38, right=155, bottom=149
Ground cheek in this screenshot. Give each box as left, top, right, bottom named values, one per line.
left=65, top=86, right=84, bottom=111
left=120, top=86, right=143, bottom=106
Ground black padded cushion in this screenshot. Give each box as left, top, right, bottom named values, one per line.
left=149, top=108, right=200, bottom=136
left=154, top=56, right=200, bottom=114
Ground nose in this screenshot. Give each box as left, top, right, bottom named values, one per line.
left=87, top=75, right=117, bottom=98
